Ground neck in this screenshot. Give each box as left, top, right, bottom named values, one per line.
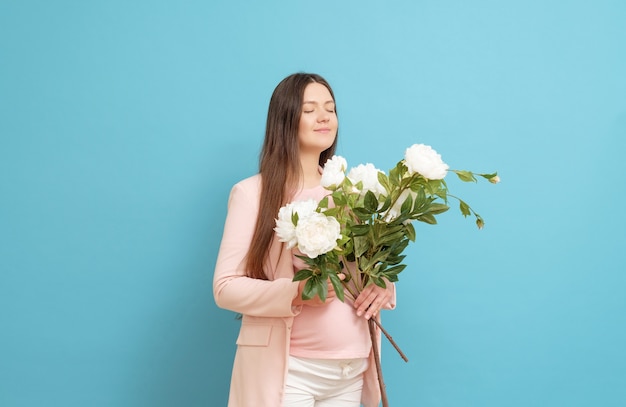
left=299, top=152, right=321, bottom=189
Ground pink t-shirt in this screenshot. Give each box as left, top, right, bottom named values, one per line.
left=288, top=184, right=371, bottom=359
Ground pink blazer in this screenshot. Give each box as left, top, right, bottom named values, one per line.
left=214, top=174, right=387, bottom=407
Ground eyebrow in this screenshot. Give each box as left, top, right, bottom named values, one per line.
left=302, top=100, right=335, bottom=105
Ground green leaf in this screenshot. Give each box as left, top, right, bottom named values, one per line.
left=459, top=200, right=471, bottom=217
left=378, top=195, right=392, bottom=212
left=301, top=277, right=317, bottom=300
left=454, top=170, right=477, bottom=182
left=368, top=250, right=392, bottom=268
left=436, top=189, right=448, bottom=202
left=364, top=190, right=378, bottom=212
left=417, top=213, right=437, bottom=224
left=385, top=252, right=407, bottom=266
left=293, top=269, right=313, bottom=281
left=318, top=196, right=329, bottom=209
left=418, top=184, right=428, bottom=199
left=376, top=222, right=403, bottom=236
left=358, top=256, right=371, bottom=274
left=480, top=172, right=498, bottom=181
left=350, top=224, right=370, bottom=236
left=332, top=191, right=347, bottom=206
left=372, top=277, right=387, bottom=289
left=354, top=235, right=370, bottom=258
left=322, top=207, right=341, bottom=218
left=343, top=176, right=355, bottom=189
left=410, top=197, right=429, bottom=215
left=389, top=163, right=404, bottom=187
left=400, top=192, right=413, bottom=214
left=353, top=207, right=374, bottom=221
left=377, top=229, right=406, bottom=246
left=328, top=273, right=345, bottom=302
left=385, top=274, right=399, bottom=283
left=378, top=172, right=391, bottom=193
left=388, top=240, right=409, bottom=258
left=317, top=278, right=328, bottom=302
left=383, top=264, right=407, bottom=277
left=404, top=222, right=416, bottom=242
left=302, top=276, right=327, bottom=302
left=427, top=203, right=449, bottom=215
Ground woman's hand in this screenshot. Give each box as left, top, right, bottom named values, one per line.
left=353, top=281, right=394, bottom=319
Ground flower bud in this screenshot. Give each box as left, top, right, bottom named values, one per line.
left=489, top=175, right=500, bottom=184
left=476, top=218, right=484, bottom=230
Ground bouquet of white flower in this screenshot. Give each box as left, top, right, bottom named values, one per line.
left=274, top=143, right=498, bottom=406
left=275, top=143, right=498, bottom=302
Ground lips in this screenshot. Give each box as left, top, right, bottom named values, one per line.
left=314, top=128, right=331, bottom=133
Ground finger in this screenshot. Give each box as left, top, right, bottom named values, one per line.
left=355, top=292, right=377, bottom=317
left=364, top=299, right=384, bottom=320
left=369, top=285, right=392, bottom=306
left=360, top=286, right=392, bottom=319
left=326, top=282, right=337, bottom=297
left=353, top=284, right=374, bottom=309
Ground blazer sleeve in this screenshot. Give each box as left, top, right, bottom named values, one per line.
left=213, top=179, right=301, bottom=317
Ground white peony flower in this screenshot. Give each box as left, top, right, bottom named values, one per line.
left=348, top=163, right=386, bottom=198
left=320, top=155, right=347, bottom=189
left=404, top=144, right=449, bottom=180
left=295, top=212, right=341, bottom=258
left=290, top=199, right=319, bottom=218
left=274, top=199, right=319, bottom=249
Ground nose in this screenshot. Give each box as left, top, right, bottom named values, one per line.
left=317, top=110, right=330, bottom=123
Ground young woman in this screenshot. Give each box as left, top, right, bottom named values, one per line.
left=213, top=73, right=395, bottom=407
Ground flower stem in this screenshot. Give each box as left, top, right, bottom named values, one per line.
left=340, top=256, right=361, bottom=301
left=448, top=193, right=481, bottom=217
left=384, top=174, right=416, bottom=218
left=369, top=318, right=389, bottom=407
left=371, top=318, right=409, bottom=362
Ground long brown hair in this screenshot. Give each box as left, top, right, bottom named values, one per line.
left=245, top=73, right=338, bottom=279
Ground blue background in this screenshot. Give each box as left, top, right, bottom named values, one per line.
left=1, top=1, right=625, bottom=406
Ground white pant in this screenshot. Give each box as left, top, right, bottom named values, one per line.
left=282, top=356, right=368, bottom=407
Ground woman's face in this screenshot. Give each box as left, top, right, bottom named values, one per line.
left=297, top=82, right=338, bottom=155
